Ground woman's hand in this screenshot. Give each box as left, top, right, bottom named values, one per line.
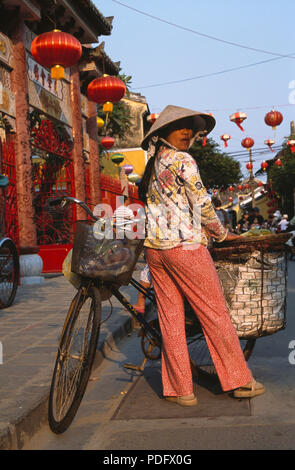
left=224, top=231, right=241, bottom=242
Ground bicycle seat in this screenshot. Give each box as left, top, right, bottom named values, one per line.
left=0, top=174, right=9, bottom=188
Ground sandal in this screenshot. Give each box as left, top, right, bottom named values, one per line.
left=165, top=394, right=198, bottom=407
left=233, top=380, right=265, bottom=398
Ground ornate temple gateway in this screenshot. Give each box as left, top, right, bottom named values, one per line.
left=0, top=0, right=126, bottom=278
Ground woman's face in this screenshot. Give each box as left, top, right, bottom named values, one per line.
left=164, top=118, right=195, bottom=151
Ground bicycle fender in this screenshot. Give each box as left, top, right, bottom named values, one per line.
left=0, top=237, right=17, bottom=249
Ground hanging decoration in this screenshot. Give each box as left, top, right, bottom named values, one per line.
left=264, top=110, right=283, bottom=130
left=100, top=136, right=115, bottom=150
left=111, top=153, right=124, bottom=165
left=230, top=112, right=247, bottom=131
left=237, top=184, right=243, bottom=191
left=31, top=30, right=82, bottom=80
left=246, top=162, right=253, bottom=171
left=261, top=161, right=269, bottom=171
left=87, top=74, right=126, bottom=104
left=228, top=197, right=233, bottom=203
left=228, top=185, right=234, bottom=192
left=147, top=113, right=159, bottom=124
left=221, top=134, right=231, bottom=147
left=97, top=117, right=105, bottom=128
left=264, top=139, right=275, bottom=152
left=241, top=137, right=254, bottom=150
left=275, top=158, right=282, bottom=168
left=287, top=140, right=295, bottom=153
left=128, top=173, right=140, bottom=183
left=123, top=164, right=133, bottom=175
left=88, top=74, right=126, bottom=128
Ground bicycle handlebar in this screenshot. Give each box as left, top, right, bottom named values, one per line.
left=49, top=196, right=98, bottom=221
left=49, top=196, right=144, bottom=227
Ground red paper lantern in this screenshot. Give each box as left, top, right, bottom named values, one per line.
left=228, top=185, right=234, bottom=192
left=237, top=185, right=243, bottom=191
left=228, top=197, right=233, bottom=202
left=202, top=135, right=207, bottom=146
left=246, top=162, right=253, bottom=171
left=244, top=184, right=250, bottom=190
left=31, top=30, right=82, bottom=80
left=275, top=158, right=282, bottom=167
left=287, top=140, right=295, bottom=153
left=264, top=110, right=283, bottom=130
left=230, top=112, right=247, bottom=131
left=87, top=74, right=126, bottom=104
left=264, top=139, right=275, bottom=152
left=257, top=181, right=263, bottom=187
left=261, top=161, right=269, bottom=171
left=241, top=137, right=254, bottom=149
left=100, top=136, right=115, bottom=150
left=221, top=134, right=231, bottom=147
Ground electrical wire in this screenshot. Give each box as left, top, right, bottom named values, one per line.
left=111, top=0, right=295, bottom=59
left=133, top=53, right=295, bottom=89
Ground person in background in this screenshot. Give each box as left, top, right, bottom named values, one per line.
left=249, top=207, right=264, bottom=227
left=132, top=262, right=152, bottom=314
left=237, top=212, right=250, bottom=233
left=277, top=214, right=289, bottom=232
left=271, top=210, right=282, bottom=231
left=113, top=196, right=134, bottom=224
left=212, top=197, right=230, bottom=228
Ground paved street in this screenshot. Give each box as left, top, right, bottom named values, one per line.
left=0, top=260, right=144, bottom=450
left=21, top=260, right=295, bottom=451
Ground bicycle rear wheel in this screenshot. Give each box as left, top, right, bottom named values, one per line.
left=184, top=301, right=256, bottom=376
left=188, top=333, right=256, bottom=377
left=48, top=284, right=101, bottom=434
left=0, top=239, right=19, bottom=309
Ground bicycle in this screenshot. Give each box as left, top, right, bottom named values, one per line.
left=0, top=174, right=19, bottom=309
left=47, top=196, right=256, bottom=434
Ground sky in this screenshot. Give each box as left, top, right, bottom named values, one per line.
left=94, top=0, right=295, bottom=179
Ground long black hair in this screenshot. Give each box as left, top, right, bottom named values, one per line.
left=138, top=138, right=163, bottom=204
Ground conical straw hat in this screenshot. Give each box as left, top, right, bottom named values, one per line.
left=141, top=104, right=215, bottom=150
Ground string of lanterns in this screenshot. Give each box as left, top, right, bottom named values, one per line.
left=30, top=29, right=290, bottom=204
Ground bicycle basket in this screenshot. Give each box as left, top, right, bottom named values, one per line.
left=71, top=220, right=143, bottom=285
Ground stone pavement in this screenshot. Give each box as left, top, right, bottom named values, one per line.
left=0, top=260, right=144, bottom=450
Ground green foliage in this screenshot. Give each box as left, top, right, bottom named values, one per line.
left=190, top=138, right=242, bottom=190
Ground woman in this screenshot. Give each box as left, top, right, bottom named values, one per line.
left=139, top=105, right=265, bottom=406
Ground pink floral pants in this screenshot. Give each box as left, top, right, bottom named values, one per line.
left=145, top=245, right=253, bottom=396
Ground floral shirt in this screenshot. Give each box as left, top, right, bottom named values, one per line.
left=144, top=143, right=228, bottom=249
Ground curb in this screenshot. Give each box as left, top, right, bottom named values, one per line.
left=0, top=313, right=135, bottom=450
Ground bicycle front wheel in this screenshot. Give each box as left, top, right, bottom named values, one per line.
left=48, top=284, right=101, bottom=434
left=0, top=239, right=19, bottom=309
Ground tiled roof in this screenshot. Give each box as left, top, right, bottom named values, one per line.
left=73, top=0, right=112, bottom=36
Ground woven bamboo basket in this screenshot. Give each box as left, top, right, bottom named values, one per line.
left=210, top=233, right=290, bottom=338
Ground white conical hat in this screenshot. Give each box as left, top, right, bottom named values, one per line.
left=141, top=104, right=216, bottom=150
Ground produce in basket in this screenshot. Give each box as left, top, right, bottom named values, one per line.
left=241, top=228, right=272, bottom=237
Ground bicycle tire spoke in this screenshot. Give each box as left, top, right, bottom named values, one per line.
left=51, top=293, right=97, bottom=423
